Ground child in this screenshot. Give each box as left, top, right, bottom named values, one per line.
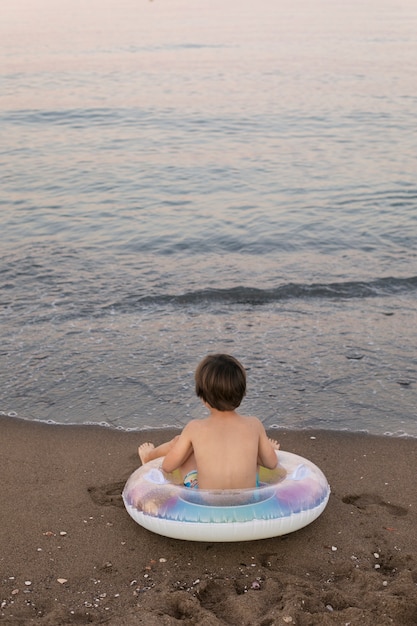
left=138, top=353, right=279, bottom=490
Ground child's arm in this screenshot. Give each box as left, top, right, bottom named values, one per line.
left=257, top=423, right=279, bottom=469
left=161, top=424, right=194, bottom=473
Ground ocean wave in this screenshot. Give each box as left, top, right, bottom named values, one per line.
left=110, top=276, right=417, bottom=310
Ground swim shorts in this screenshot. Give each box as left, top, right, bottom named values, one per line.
left=183, top=469, right=198, bottom=489
left=183, top=471, right=260, bottom=489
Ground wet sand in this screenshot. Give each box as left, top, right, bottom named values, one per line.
left=1, top=416, right=416, bottom=625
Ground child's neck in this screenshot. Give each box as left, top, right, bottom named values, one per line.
left=208, top=407, right=238, bottom=419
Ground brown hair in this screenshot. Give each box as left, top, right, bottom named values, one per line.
left=195, top=354, right=246, bottom=411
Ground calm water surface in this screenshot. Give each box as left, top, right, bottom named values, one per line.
left=1, top=0, right=416, bottom=435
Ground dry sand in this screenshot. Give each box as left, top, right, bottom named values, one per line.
left=1, top=415, right=416, bottom=625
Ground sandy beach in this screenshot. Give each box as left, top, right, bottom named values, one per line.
left=1, top=415, right=416, bottom=625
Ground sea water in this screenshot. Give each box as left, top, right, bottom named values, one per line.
left=1, top=0, right=416, bottom=436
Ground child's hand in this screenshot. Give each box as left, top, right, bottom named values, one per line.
left=268, top=438, right=280, bottom=450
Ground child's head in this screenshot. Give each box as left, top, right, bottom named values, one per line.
left=195, top=354, right=246, bottom=411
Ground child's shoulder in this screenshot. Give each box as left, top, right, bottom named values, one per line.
left=182, top=418, right=204, bottom=432
left=244, top=415, right=267, bottom=432
left=241, top=414, right=262, bottom=424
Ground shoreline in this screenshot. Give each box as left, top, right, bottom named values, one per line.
left=4, top=414, right=417, bottom=441
left=1, top=416, right=416, bottom=625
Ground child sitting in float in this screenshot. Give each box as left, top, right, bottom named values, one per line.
left=138, top=353, right=280, bottom=490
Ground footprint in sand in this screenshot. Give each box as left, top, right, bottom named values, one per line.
left=88, top=481, right=126, bottom=507
left=342, top=493, right=408, bottom=517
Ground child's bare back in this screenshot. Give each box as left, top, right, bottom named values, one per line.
left=163, top=409, right=278, bottom=489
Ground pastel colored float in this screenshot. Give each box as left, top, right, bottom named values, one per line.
left=122, top=450, right=330, bottom=542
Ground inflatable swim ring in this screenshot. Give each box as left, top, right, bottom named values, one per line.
left=122, top=450, right=330, bottom=542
